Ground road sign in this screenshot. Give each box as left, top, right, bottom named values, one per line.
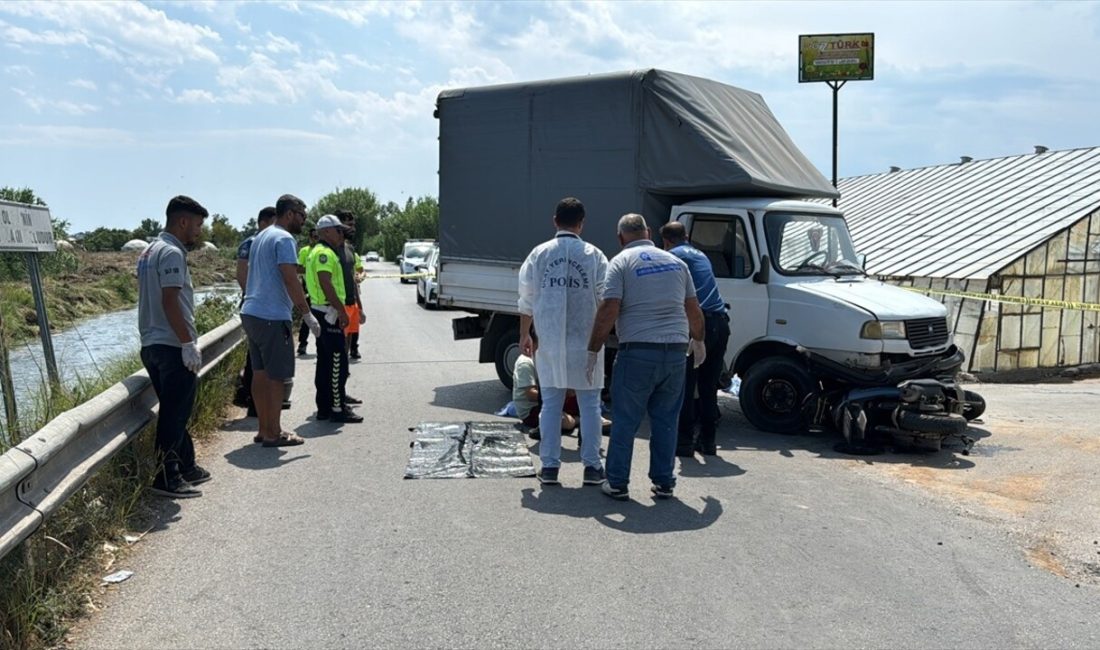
left=0, top=199, right=56, bottom=253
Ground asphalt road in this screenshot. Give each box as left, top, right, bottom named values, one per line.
left=75, top=262, right=1100, bottom=649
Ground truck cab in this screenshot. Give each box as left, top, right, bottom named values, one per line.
left=673, top=198, right=964, bottom=433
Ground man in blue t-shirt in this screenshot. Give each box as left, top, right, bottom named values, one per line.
left=233, top=206, right=276, bottom=415
left=241, top=194, right=320, bottom=447
left=660, top=221, right=732, bottom=457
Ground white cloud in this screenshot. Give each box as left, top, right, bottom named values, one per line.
left=261, top=32, right=300, bottom=55
left=301, top=1, right=419, bottom=27
left=11, top=87, right=98, bottom=115
left=177, top=88, right=217, bottom=104
left=0, top=124, right=132, bottom=147
left=4, top=64, right=33, bottom=77
left=69, top=78, right=97, bottom=91
left=0, top=1, right=222, bottom=66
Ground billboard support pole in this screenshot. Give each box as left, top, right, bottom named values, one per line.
left=25, top=252, right=60, bottom=390
left=828, top=79, right=846, bottom=208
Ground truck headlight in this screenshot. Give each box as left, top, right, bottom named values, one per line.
left=861, top=320, right=907, bottom=339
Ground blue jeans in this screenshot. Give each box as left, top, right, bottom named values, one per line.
left=606, top=346, right=687, bottom=489
left=538, top=386, right=603, bottom=470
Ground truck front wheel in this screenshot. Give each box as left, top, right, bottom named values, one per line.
left=494, top=327, right=520, bottom=389
left=739, top=357, right=816, bottom=434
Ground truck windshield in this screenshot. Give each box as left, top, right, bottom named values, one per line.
left=764, top=212, right=862, bottom=276
left=404, top=244, right=433, bottom=259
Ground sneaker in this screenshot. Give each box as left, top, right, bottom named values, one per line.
left=344, top=395, right=363, bottom=405
left=582, top=465, right=606, bottom=485
left=536, top=467, right=560, bottom=485
left=350, top=350, right=361, bottom=360
left=297, top=346, right=308, bottom=356
left=180, top=465, right=212, bottom=486
left=330, top=408, right=364, bottom=424
left=601, top=481, right=629, bottom=500
left=150, top=478, right=202, bottom=499
left=650, top=484, right=674, bottom=500
left=527, top=426, right=541, bottom=441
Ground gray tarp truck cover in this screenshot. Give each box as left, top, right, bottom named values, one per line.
left=437, top=68, right=839, bottom=264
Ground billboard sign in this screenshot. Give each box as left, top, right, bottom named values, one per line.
left=0, top=199, right=56, bottom=252
left=799, top=33, right=874, bottom=83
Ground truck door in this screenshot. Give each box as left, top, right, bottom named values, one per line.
left=683, top=212, right=768, bottom=375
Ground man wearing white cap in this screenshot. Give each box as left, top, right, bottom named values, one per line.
left=306, top=215, right=363, bottom=424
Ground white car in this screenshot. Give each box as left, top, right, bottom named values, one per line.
left=416, top=245, right=441, bottom=308
left=400, top=240, right=434, bottom=283
left=364, top=251, right=380, bottom=262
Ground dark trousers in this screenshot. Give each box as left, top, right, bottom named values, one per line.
left=140, top=344, right=197, bottom=483
left=678, top=311, right=731, bottom=450
left=348, top=332, right=360, bottom=354
left=298, top=279, right=311, bottom=349
left=313, top=308, right=349, bottom=415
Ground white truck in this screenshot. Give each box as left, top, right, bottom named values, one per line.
left=434, top=69, right=982, bottom=450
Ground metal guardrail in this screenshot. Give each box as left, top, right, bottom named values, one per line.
left=0, top=317, right=244, bottom=560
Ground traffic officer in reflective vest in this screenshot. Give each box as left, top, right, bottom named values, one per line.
left=306, top=215, right=363, bottom=424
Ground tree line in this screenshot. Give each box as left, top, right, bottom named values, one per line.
left=1, top=186, right=439, bottom=257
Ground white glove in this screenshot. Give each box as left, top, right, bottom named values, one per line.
left=689, top=339, right=706, bottom=369
left=303, top=312, right=322, bottom=338
left=585, top=351, right=599, bottom=385
left=323, top=306, right=339, bottom=325
left=181, top=341, right=202, bottom=374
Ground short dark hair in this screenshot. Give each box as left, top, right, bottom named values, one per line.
left=659, top=221, right=687, bottom=244
left=309, top=227, right=318, bottom=236
left=257, top=206, right=277, bottom=224
left=276, top=194, right=305, bottom=217
left=165, top=195, right=208, bottom=223
left=554, top=197, right=585, bottom=227
left=335, top=209, right=355, bottom=223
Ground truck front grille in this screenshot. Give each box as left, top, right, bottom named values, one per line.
left=905, top=317, right=949, bottom=349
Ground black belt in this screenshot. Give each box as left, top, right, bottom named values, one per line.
left=619, top=342, right=689, bottom=353
left=704, top=311, right=729, bottom=321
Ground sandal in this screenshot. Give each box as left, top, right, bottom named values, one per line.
left=261, top=433, right=305, bottom=447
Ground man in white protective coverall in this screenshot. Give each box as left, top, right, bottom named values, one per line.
left=518, top=197, right=609, bottom=487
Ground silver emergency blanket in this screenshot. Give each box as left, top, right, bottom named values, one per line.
left=404, top=421, right=536, bottom=479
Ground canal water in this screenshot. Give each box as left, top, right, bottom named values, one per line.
left=1, top=286, right=238, bottom=437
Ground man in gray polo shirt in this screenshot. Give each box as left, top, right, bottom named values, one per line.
left=587, top=213, right=705, bottom=500
left=137, top=195, right=209, bottom=498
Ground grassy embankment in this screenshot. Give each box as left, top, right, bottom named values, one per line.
left=0, top=249, right=236, bottom=345
left=0, top=295, right=245, bottom=650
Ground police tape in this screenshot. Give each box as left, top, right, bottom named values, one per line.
left=360, top=272, right=429, bottom=280
left=900, top=286, right=1100, bottom=312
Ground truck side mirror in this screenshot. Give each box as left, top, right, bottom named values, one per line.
left=753, top=255, right=770, bottom=284
left=856, top=253, right=867, bottom=270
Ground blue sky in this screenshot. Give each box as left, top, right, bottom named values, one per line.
left=2, top=0, right=1098, bottom=234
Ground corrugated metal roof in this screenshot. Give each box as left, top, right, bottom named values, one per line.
left=829, top=146, right=1100, bottom=279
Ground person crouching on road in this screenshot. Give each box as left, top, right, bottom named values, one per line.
left=518, top=197, right=609, bottom=487
left=587, top=213, right=705, bottom=501
left=307, top=215, right=363, bottom=423
left=137, top=195, right=210, bottom=498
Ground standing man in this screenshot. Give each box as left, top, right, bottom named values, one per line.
left=306, top=215, right=363, bottom=423
left=137, top=195, right=210, bottom=498
left=296, top=227, right=319, bottom=356
left=335, top=210, right=367, bottom=361
left=660, top=222, right=731, bottom=456
left=518, top=197, right=608, bottom=486
left=242, top=194, right=320, bottom=447
left=234, top=206, right=276, bottom=417
left=587, top=213, right=705, bottom=500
